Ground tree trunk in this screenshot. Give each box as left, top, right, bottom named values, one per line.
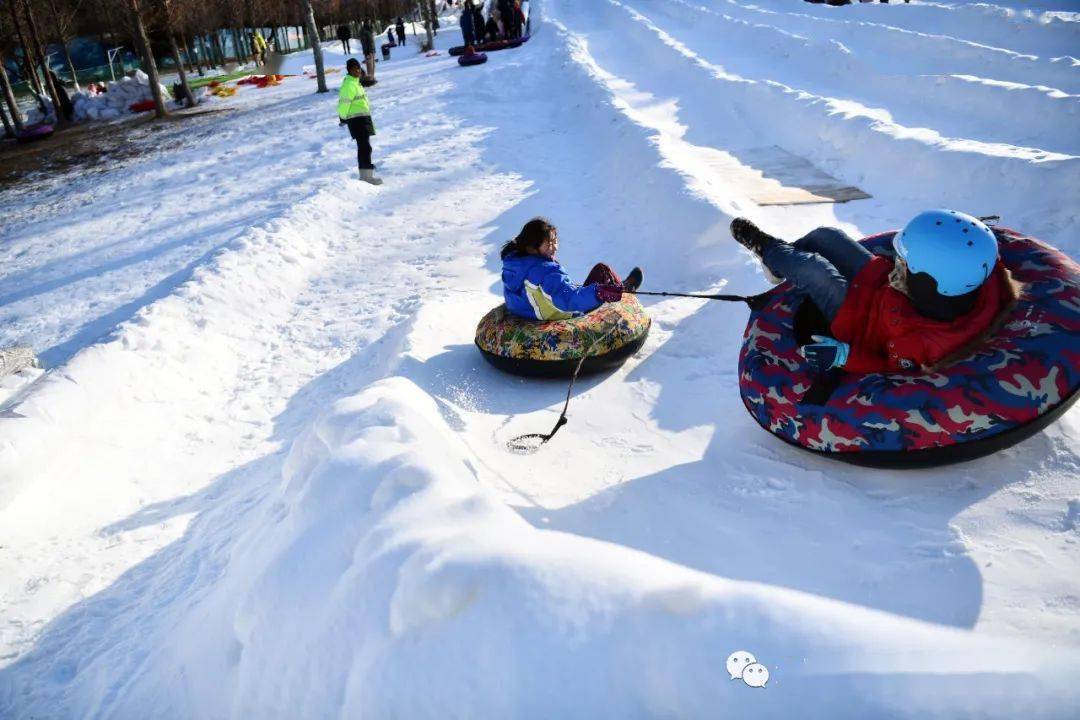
left=180, top=35, right=194, bottom=74
left=184, top=34, right=204, bottom=76
left=46, top=0, right=80, bottom=90
left=61, top=41, right=80, bottom=90
left=0, top=55, right=25, bottom=133
left=0, top=100, right=14, bottom=138
left=167, top=34, right=195, bottom=107
left=212, top=32, right=227, bottom=66
left=128, top=0, right=168, bottom=118
left=20, top=0, right=68, bottom=128
left=418, top=0, right=435, bottom=50
left=303, top=2, right=326, bottom=93
left=233, top=28, right=247, bottom=62
left=8, top=1, right=44, bottom=97
left=205, top=34, right=220, bottom=68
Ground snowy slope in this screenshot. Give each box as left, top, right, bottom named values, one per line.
left=1, top=1, right=1079, bottom=717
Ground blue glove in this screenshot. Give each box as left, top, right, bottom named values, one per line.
left=801, top=335, right=849, bottom=372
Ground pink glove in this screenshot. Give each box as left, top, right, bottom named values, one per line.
left=595, top=284, right=623, bottom=303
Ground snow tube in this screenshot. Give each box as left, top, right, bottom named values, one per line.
left=475, top=297, right=651, bottom=378
left=450, top=38, right=524, bottom=56
left=129, top=99, right=156, bottom=113
left=458, top=53, right=488, bottom=67
left=15, top=123, right=53, bottom=143
left=739, top=229, right=1080, bottom=468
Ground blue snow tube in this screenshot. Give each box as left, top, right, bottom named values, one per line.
left=458, top=52, right=488, bottom=67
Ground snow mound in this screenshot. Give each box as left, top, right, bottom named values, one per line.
left=16, top=377, right=1069, bottom=718
left=70, top=72, right=195, bottom=123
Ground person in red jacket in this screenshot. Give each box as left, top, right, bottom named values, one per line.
left=731, top=211, right=1016, bottom=374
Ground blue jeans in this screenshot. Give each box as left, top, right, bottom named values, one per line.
left=760, top=227, right=873, bottom=320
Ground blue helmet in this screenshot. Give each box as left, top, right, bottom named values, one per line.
left=893, top=210, right=998, bottom=296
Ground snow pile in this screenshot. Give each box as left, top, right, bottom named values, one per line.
left=8, top=376, right=1070, bottom=718
left=70, top=70, right=181, bottom=122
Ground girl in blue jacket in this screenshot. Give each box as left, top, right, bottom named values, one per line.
left=501, top=218, right=642, bottom=321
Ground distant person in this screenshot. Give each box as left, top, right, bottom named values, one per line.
left=460, top=0, right=477, bottom=47
left=338, top=58, right=382, bottom=185
left=396, top=17, right=407, bottom=45
left=485, top=14, right=499, bottom=43
left=337, top=24, right=352, bottom=54
left=511, top=1, right=525, bottom=39
left=498, top=0, right=513, bottom=38
left=360, top=20, right=377, bottom=79
left=471, top=4, right=486, bottom=42
left=252, top=30, right=268, bottom=65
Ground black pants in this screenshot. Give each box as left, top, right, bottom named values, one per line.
left=347, top=117, right=374, bottom=169
left=341, top=39, right=351, bottom=53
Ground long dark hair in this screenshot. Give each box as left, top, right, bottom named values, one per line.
left=501, top=217, right=556, bottom=259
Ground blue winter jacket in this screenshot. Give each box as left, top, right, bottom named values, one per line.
left=502, top=253, right=602, bottom=321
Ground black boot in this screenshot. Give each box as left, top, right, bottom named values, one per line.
left=730, top=217, right=778, bottom=257
left=731, top=218, right=783, bottom=285
left=623, top=267, right=643, bottom=292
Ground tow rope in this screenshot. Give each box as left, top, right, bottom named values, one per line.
left=505, top=290, right=771, bottom=453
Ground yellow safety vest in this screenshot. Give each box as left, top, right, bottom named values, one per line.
left=337, top=75, right=372, bottom=122
left=253, top=32, right=267, bottom=52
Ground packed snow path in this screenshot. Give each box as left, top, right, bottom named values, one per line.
left=1, top=1, right=1078, bottom=717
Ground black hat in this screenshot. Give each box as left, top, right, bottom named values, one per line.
left=346, top=58, right=361, bottom=71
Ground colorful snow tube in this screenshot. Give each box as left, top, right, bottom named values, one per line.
left=458, top=52, right=488, bottom=67
left=16, top=123, right=53, bottom=143
left=476, top=297, right=652, bottom=378
left=739, top=228, right=1080, bottom=467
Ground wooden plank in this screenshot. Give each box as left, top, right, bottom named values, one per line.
left=735, top=145, right=871, bottom=206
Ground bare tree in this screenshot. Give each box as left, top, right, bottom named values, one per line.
left=303, top=1, right=325, bottom=92
left=0, top=51, right=25, bottom=133
left=127, top=0, right=168, bottom=117
left=0, top=97, right=13, bottom=137
left=44, top=0, right=84, bottom=89
left=160, top=0, right=195, bottom=106
left=416, top=0, right=434, bottom=51
left=20, top=0, right=69, bottom=128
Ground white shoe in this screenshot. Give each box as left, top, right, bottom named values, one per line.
left=359, top=168, right=383, bottom=185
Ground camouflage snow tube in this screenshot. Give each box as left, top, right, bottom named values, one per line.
left=475, top=296, right=651, bottom=378
left=739, top=229, right=1080, bottom=468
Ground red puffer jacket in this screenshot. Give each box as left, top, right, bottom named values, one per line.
left=830, top=255, right=1015, bottom=374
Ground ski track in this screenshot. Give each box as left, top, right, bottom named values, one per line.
left=1, top=1, right=1079, bottom=715
left=660, top=0, right=1080, bottom=154
left=725, top=0, right=1080, bottom=86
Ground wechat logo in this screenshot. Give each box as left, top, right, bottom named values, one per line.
left=727, top=650, right=770, bottom=688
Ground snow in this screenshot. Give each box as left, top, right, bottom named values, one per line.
left=1, top=1, right=1078, bottom=716
left=68, top=70, right=180, bottom=123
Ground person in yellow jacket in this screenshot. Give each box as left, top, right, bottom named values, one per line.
left=252, top=30, right=268, bottom=66
left=338, top=58, right=382, bottom=185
